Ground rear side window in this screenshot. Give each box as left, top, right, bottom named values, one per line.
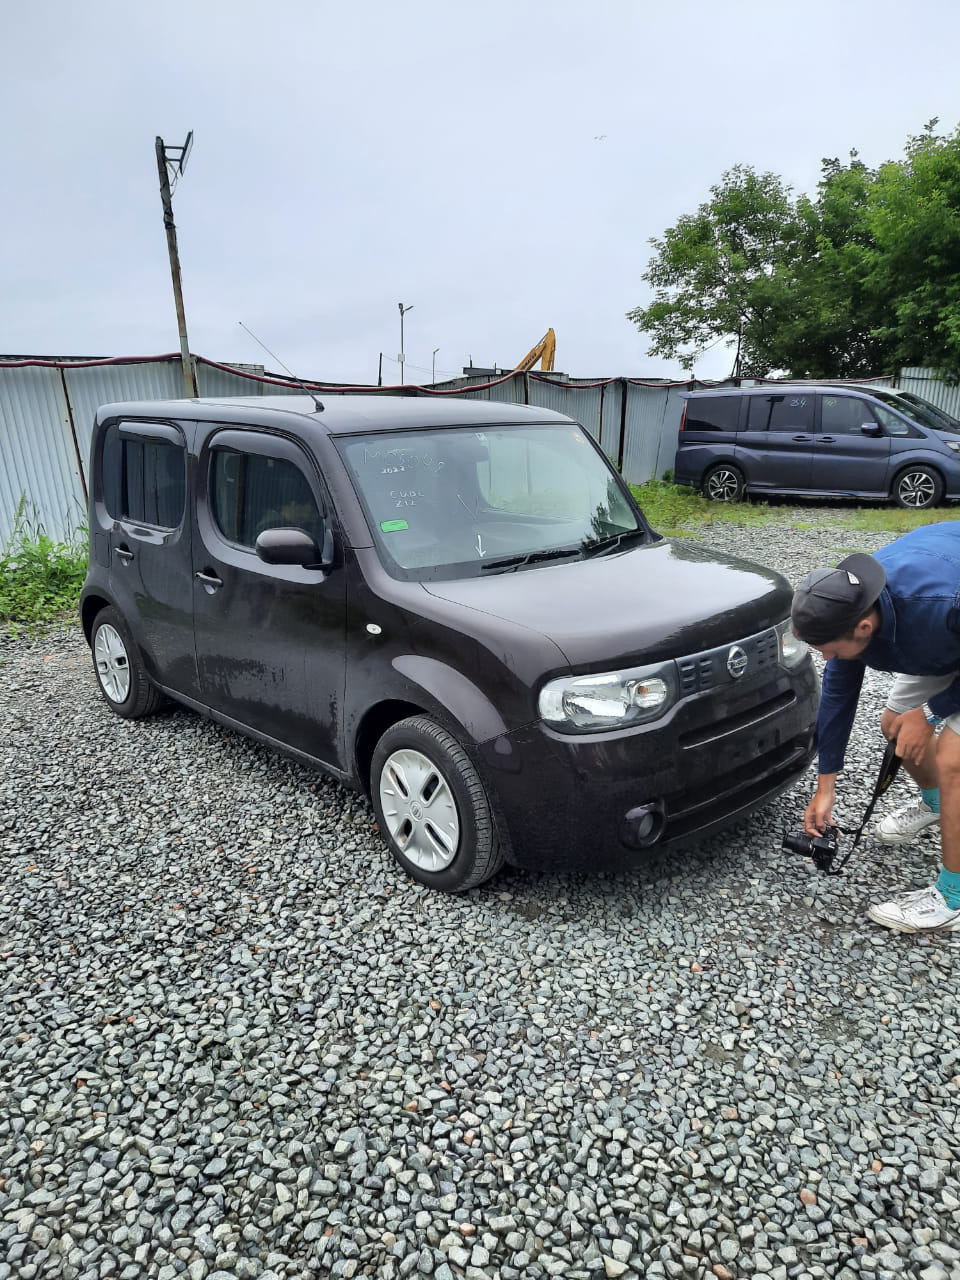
left=101, top=423, right=186, bottom=529
left=747, top=394, right=813, bottom=433
left=211, top=449, right=325, bottom=549
left=684, top=396, right=741, bottom=432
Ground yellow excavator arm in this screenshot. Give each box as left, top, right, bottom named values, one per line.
left=513, top=328, right=556, bottom=373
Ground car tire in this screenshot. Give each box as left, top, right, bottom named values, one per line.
left=90, top=606, right=165, bottom=719
left=702, top=463, right=745, bottom=503
left=371, top=716, right=506, bottom=892
left=892, top=465, right=943, bottom=510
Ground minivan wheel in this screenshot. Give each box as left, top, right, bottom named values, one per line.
left=371, top=716, right=505, bottom=892
left=893, top=465, right=943, bottom=510
left=703, top=463, right=745, bottom=503
left=90, top=607, right=165, bottom=719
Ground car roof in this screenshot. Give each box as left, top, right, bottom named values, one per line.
left=95, top=394, right=575, bottom=435
left=681, top=384, right=895, bottom=400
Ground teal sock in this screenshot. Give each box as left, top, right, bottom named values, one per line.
left=921, top=787, right=941, bottom=815
left=936, top=867, right=960, bottom=910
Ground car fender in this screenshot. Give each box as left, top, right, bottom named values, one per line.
left=390, top=654, right=511, bottom=745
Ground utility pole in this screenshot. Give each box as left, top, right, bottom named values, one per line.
left=432, top=347, right=439, bottom=384
left=398, top=301, right=413, bottom=384
left=155, top=132, right=198, bottom=398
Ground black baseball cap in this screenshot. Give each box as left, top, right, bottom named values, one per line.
left=791, top=552, right=886, bottom=644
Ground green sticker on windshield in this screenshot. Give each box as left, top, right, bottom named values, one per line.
left=380, top=519, right=409, bottom=533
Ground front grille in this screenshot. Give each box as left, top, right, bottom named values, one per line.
left=676, top=626, right=779, bottom=696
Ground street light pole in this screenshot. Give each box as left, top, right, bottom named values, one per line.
left=398, top=301, right=413, bottom=384
left=155, top=133, right=198, bottom=398
left=432, top=347, right=439, bottom=384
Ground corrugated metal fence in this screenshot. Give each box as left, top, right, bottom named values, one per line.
left=1, top=352, right=955, bottom=547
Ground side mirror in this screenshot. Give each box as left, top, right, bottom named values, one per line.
left=860, top=422, right=882, bottom=437
left=255, top=525, right=331, bottom=569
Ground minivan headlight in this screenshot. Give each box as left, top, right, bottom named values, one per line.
left=538, top=662, right=678, bottom=732
left=776, top=619, right=807, bottom=669
left=947, top=440, right=960, bottom=453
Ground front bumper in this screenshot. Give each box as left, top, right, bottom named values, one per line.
left=478, top=659, right=819, bottom=871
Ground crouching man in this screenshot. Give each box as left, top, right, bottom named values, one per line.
left=791, top=523, right=960, bottom=933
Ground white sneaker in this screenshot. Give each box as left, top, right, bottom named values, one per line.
left=875, top=797, right=939, bottom=845
left=867, top=884, right=960, bottom=934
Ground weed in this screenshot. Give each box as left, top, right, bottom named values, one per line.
left=0, top=497, right=88, bottom=634
left=631, top=479, right=959, bottom=540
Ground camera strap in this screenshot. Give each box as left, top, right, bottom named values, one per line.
left=835, top=737, right=902, bottom=871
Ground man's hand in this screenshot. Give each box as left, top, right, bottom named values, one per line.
left=804, top=774, right=837, bottom=836
left=888, top=706, right=933, bottom=767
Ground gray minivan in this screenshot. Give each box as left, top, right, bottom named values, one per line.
left=674, top=384, right=960, bottom=509
left=80, top=394, right=818, bottom=892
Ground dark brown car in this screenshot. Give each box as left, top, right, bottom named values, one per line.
left=80, top=395, right=818, bottom=891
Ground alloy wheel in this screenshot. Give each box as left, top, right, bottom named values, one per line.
left=705, top=469, right=741, bottom=501
left=897, top=471, right=937, bottom=508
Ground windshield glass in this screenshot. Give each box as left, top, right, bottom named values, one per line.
left=336, top=423, right=647, bottom=581
left=868, top=388, right=960, bottom=435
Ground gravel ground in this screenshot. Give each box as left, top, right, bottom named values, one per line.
left=1, top=510, right=959, bottom=1280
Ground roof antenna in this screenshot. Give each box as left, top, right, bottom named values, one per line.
left=238, top=320, right=324, bottom=411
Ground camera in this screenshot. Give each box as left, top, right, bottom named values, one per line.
left=781, top=824, right=840, bottom=874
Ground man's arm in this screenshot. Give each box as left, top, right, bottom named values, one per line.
left=815, top=657, right=866, bottom=774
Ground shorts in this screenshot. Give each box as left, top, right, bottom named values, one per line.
left=886, top=672, right=960, bottom=735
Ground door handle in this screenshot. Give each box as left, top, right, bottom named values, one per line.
left=195, top=570, right=224, bottom=590
left=819, top=435, right=836, bottom=443
left=115, top=546, right=134, bottom=563
left=791, top=434, right=813, bottom=442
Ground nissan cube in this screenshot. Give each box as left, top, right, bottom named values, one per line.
left=80, top=395, right=818, bottom=891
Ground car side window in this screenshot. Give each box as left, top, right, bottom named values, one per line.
left=871, top=403, right=914, bottom=437
left=684, top=396, right=741, bottom=432
left=211, top=448, right=325, bottom=549
left=747, top=394, right=813, bottom=432
left=820, top=395, right=877, bottom=435
left=101, top=422, right=186, bottom=529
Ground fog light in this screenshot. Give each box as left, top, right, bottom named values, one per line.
left=621, top=801, right=666, bottom=849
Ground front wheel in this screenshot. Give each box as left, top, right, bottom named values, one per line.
left=702, top=463, right=745, bottom=503
left=90, top=606, right=165, bottom=719
left=893, top=465, right=943, bottom=510
left=371, top=716, right=505, bottom=892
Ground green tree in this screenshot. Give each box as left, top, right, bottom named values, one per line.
left=626, top=165, right=803, bottom=377
left=864, top=121, right=960, bottom=377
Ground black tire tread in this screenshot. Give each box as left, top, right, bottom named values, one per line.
left=91, top=606, right=166, bottom=720
left=373, top=715, right=506, bottom=892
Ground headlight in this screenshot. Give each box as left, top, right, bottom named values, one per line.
left=776, top=619, right=807, bottom=669
left=947, top=440, right=960, bottom=453
left=538, top=662, right=678, bottom=732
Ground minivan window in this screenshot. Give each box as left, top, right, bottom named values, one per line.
left=336, top=424, right=646, bottom=581
left=868, top=388, right=956, bottom=436
left=685, top=396, right=741, bottom=432
left=820, top=395, right=877, bottom=434
left=211, top=449, right=325, bottom=549
left=747, top=394, right=813, bottom=432
left=102, top=423, right=185, bottom=528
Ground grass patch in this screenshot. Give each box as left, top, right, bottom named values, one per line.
left=0, top=500, right=88, bottom=635
left=630, top=479, right=960, bottom=539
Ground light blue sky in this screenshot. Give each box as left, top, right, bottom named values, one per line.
left=3, top=0, right=960, bottom=385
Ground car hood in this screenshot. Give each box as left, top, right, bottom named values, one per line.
left=421, top=537, right=792, bottom=669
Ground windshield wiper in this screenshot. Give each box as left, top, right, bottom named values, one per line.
left=479, top=545, right=584, bottom=574
left=582, top=528, right=645, bottom=557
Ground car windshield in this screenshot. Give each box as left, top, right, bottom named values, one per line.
left=336, top=423, right=648, bottom=581
left=868, top=388, right=960, bottom=435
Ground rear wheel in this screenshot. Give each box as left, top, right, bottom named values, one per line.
left=702, top=463, right=745, bottom=503
left=90, top=607, right=165, bottom=719
left=371, top=716, right=505, bottom=892
left=892, top=465, right=943, bottom=510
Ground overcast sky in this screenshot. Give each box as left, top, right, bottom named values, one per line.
left=3, top=0, right=960, bottom=387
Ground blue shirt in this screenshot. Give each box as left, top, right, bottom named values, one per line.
left=817, top=521, right=960, bottom=774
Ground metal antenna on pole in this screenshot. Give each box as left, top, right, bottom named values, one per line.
left=155, top=132, right=198, bottom=398
left=238, top=322, right=324, bottom=412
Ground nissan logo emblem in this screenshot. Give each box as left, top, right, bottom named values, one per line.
left=726, top=645, right=748, bottom=679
